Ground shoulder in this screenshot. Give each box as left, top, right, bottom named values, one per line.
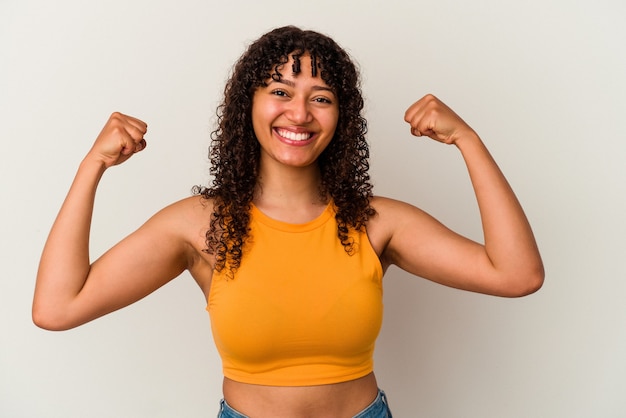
left=366, top=196, right=416, bottom=261
left=152, top=195, right=214, bottom=223
left=141, top=195, right=214, bottom=253
left=369, top=195, right=409, bottom=213
left=366, top=196, right=442, bottom=265
left=148, top=195, right=216, bottom=292
left=368, top=195, right=450, bottom=239
left=369, top=195, right=431, bottom=224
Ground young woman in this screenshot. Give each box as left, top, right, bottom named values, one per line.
left=33, top=26, right=544, bottom=418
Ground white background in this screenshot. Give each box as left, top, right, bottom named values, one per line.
left=1, top=0, right=625, bottom=416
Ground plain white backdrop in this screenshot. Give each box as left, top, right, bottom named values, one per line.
left=1, top=0, right=625, bottom=416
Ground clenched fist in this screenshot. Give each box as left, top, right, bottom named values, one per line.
left=404, top=94, right=476, bottom=146
left=87, top=112, right=148, bottom=168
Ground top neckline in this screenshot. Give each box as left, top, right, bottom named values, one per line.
left=250, top=202, right=335, bottom=233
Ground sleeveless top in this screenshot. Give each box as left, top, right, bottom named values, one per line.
left=207, top=203, right=384, bottom=386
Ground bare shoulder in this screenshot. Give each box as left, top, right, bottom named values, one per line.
left=370, top=195, right=416, bottom=214
left=152, top=195, right=215, bottom=295
left=145, top=195, right=212, bottom=232
left=367, top=196, right=410, bottom=241
left=151, top=195, right=214, bottom=254
left=367, top=196, right=449, bottom=269
left=367, top=196, right=418, bottom=263
left=368, top=195, right=434, bottom=230
left=157, top=194, right=214, bottom=218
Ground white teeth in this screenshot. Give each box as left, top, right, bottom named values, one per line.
left=277, top=128, right=312, bottom=141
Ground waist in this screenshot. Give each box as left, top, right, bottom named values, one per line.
left=222, top=372, right=379, bottom=417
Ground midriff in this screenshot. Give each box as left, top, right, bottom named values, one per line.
left=222, top=372, right=379, bottom=418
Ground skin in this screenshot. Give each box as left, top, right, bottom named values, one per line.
left=250, top=55, right=340, bottom=222
left=33, top=55, right=544, bottom=417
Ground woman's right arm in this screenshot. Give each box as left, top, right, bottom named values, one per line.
left=33, top=112, right=190, bottom=330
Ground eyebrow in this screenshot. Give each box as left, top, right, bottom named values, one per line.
left=269, top=78, right=335, bottom=94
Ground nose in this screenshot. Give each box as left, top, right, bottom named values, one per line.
left=285, top=97, right=313, bottom=124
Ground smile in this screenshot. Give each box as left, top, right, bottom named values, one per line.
left=276, top=128, right=313, bottom=142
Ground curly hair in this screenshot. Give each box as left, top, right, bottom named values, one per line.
left=195, top=26, right=375, bottom=274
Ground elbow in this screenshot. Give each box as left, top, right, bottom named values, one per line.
left=32, top=285, right=82, bottom=331
left=524, top=260, right=546, bottom=295
left=32, top=303, right=74, bottom=331
left=503, top=264, right=545, bottom=298
left=32, top=307, right=59, bottom=331
left=512, top=274, right=544, bottom=297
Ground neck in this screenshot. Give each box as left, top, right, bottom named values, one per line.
left=254, top=162, right=328, bottom=222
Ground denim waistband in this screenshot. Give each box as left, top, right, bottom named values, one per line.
left=217, top=388, right=392, bottom=418
left=353, top=389, right=392, bottom=418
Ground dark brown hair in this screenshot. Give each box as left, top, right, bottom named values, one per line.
left=195, top=26, right=375, bottom=273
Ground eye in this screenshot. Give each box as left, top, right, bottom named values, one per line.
left=271, top=89, right=289, bottom=98
left=313, top=96, right=333, bottom=104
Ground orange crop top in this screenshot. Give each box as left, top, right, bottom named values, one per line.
left=207, top=203, right=384, bottom=386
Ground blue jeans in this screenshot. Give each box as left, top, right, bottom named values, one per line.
left=217, top=389, right=392, bottom=418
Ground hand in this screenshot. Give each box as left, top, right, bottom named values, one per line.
left=87, top=112, right=148, bottom=168
left=404, top=94, right=476, bottom=145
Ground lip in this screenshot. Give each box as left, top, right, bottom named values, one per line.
left=273, top=127, right=317, bottom=146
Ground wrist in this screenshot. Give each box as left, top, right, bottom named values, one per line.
left=453, top=129, right=482, bottom=151
left=79, top=154, right=108, bottom=177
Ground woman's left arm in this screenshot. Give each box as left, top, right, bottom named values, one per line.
left=378, top=94, right=544, bottom=297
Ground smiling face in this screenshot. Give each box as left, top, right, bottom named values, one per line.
left=251, top=53, right=339, bottom=171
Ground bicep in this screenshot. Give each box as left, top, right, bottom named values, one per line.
left=65, top=208, right=191, bottom=328
left=377, top=199, right=501, bottom=295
